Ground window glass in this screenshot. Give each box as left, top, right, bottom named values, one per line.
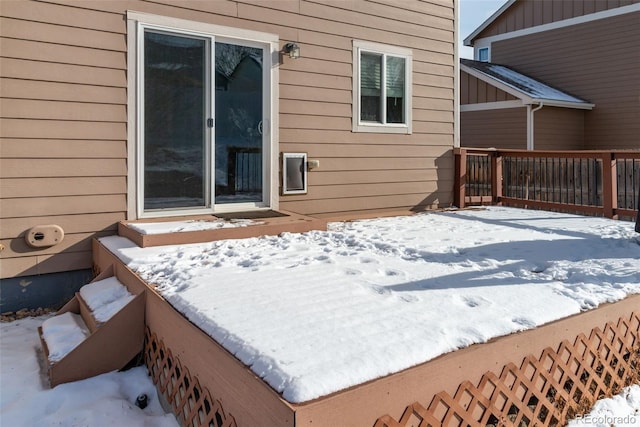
left=386, top=56, right=405, bottom=123
left=478, top=47, right=489, bottom=62
left=360, top=53, right=382, bottom=122
left=359, top=52, right=406, bottom=124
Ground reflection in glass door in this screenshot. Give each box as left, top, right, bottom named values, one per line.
left=214, top=42, right=263, bottom=204
left=141, top=29, right=267, bottom=214
left=143, top=31, right=208, bottom=211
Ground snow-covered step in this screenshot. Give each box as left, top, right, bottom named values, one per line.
left=40, top=312, right=90, bottom=363
left=77, top=276, right=135, bottom=333
left=38, top=263, right=146, bottom=387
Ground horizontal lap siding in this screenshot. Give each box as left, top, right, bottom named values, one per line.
left=534, top=107, right=585, bottom=150
left=0, top=0, right=455, bottom=278
left=461, top=108, right=527, bottom=149
left=476, top=0, right=638, bottom=39
left=276, top=0, right=455, bottom=216
left=0, top=0, right=128, bottom=278
left=491, top=12, right=640, bottom=149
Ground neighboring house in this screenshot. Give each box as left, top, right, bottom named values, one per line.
left=0, top=0, right=457, bottom=311
left=460, top=0, right=640, bottom=150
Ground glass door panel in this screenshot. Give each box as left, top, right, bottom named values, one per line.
left=214, top=42, right=264, bottom=204
left=143, top=31, right=208, bottom=210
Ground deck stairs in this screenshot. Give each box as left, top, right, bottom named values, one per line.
left=39, top=209, right=326, bottom=387
left=38, top=264, right=146, bottom=387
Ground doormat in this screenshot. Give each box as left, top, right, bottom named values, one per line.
left=215, top=210, right=290, bottom=220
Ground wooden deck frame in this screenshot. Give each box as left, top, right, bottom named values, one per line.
left=118, top=210, right=327, bottom=248
left=93, top=238, right=640, bottom=427
left=38, top=263, right=146, bottom=387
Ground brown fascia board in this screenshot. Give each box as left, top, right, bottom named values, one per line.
left=463, top=0, right=517, bottom=46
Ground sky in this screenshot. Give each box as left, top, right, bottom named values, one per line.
left=459, top=0, right=508, bottom=59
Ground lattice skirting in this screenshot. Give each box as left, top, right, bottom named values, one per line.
left=375, top=311, right=640, bottom=427
left=143, top=328, right=237, bottom=427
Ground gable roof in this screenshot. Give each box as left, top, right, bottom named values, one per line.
left=460, top=59, right=594, bottom=110
left=464, top=0, right=515, bottom=46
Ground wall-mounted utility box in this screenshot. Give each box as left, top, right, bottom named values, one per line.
left=282, top=153, right=308, bottom=195
left=26, top=225, right=64, bottom=248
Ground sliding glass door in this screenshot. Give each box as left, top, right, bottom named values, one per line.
left=140, top=27, right=268, bottom=215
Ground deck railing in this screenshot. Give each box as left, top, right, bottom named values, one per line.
left=454, top=148, right=640, bottom=220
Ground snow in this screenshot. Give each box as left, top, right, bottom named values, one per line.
left=40, top=312, right=90, bottom=363
left=0, top=317, right=634, bottom=427
left=79, top=276, right=134, bottom=322
left=0, top=317, right=178, bottom=427
left=461, top=59, right=590, bottom=104
left=128, top=218, right=259, bottom=235
left=567, top=385, right=640, bottom=426
left=98, top=206, right=640, bottom=403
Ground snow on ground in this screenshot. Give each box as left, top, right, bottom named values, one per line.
left=0, top=316, right=178, bottom=427
left=100, top=207, right=640, bottom=403
left=567, top=385, right=640, bottom=426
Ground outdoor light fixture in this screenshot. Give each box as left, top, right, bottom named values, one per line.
left=283, top=42, right=300, bottom=59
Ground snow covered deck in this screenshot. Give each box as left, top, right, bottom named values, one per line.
left=94, top=207, right=640, bottom=426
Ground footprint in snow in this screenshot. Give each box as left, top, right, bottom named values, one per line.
left=512, top=317, right=536, bottom=329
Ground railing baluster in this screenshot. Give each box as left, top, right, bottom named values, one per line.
left=453, top=148, right=638, bottom=221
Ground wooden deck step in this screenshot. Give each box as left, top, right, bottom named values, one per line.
left=38, top=264, right=146, bottom=387
left=117, top=209, right=327, bottom=248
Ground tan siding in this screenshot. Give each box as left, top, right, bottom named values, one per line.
left=1, top=251, right=94, bottom=278
left=0, top=99, right=126, bottom=122
left=0, top=140, right=127, bottom=159
left=0, top=177, right=126, bottom=198
left=0, top=58, right=126, bottom=87
left=475, top=0, right=639, bottom=39
left=280, top=190, right=453, bottom=216
left=0, top=78, right=127, bottom=104
left=2, top=195, right=126, bottom=218
left=491, top=12, right=640, bottom=149
left=1, top=0, right=128, bottom=279
left=461, top=108, right=527, bottom=149
left=1, top=0, right=455, bottom=279
left=0, top=213, right=123, bottom=239
left=0, top=37, right=126, bottom=69
left=0, top=159, right=126, bottom=178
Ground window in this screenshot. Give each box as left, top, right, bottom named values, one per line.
left=353, top=40, right=412, bottom=133
left=478, top=47, right=489, bottom=62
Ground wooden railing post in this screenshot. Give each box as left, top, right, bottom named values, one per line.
left=491, top=150, right=502, bottom=205
left=454, top=148, right=467, bottom=208
left=601, top=152, right=617, bottom=219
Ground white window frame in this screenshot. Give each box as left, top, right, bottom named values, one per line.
left=477, top=47, right=490, bottom=62
left=352, top=40, right=412, bottom=134
left=126, top=11, right=279, bottom=219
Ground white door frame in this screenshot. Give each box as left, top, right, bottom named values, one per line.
left=127, top=11, right=279, bottom=219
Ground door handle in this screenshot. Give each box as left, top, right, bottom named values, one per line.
left=257, top=120, right=263, bottom=136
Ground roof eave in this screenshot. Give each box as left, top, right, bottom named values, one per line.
left=461, top=63, right=595, bottom=110
left=461, top=62, right=532, bottom=102
left=463, top=0, right=517, bottom=47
